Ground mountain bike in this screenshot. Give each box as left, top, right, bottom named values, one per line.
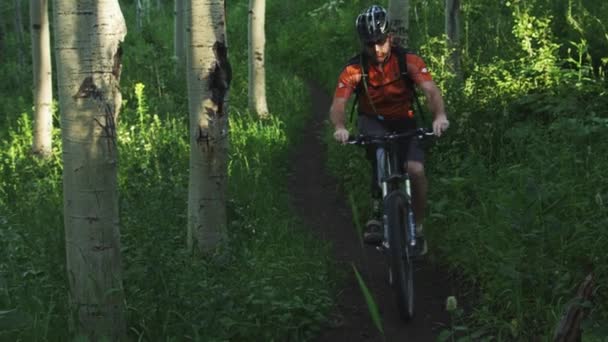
left=347, top=127, right=434, bottom=321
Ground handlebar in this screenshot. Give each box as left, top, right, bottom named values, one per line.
left=346, top=128, right=435, bottom=146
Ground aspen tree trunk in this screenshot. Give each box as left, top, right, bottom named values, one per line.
left=388, top=0, right=410, bottom=48
left=248, top=0, right=269, bottom=118
left=186, top=0, right=231, bottom=253
left=174, top=0, right=185, bottom=67
left=446, top=0, right=462, bottom=80
left=30, top=0, right=53, bottom=158
left=136, top=0, right=148, bottom=31
left=54, top=0, right=127, bottom=339
left=0, top=4, right=5, bottom=63
left=14, top=0, right=25, bottom=66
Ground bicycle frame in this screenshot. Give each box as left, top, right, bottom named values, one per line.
left=347, top=128, right=433, bottom=321
left=374, top=140, right=417, bottom=251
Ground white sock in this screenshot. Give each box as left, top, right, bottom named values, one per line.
left=416, top=224, right=423, bottom=234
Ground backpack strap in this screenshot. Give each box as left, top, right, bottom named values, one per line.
left=394, top=46, right=429, bottom=126
left=349, top=52, right=379, bottom=124
left=359, top=53, right=380, bottom=116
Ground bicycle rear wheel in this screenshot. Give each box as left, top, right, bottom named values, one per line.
left=385, top=191, right=414, bottom=321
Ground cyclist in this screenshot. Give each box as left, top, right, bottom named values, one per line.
left=329, top=5, right=449, bottom=255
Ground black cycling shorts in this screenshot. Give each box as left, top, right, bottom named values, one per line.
left=357, top=114, right=425, bottom=163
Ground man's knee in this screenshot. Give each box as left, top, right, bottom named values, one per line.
left=407, top=161, right=425, bottom=179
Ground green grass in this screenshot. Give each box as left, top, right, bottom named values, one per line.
left=0, top=1, right=334, bottom=340
left=2, top=0, right=608, bottom=340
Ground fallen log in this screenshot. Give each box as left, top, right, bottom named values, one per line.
left=552, top=273, right=595, bottom=342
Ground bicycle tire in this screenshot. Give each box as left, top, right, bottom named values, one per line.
left=384, top=191, right=414, bottom=321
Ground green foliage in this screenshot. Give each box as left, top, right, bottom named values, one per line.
left=2, top=0, right=608, bottom=339
left=1, top=1, right=333, bottom=341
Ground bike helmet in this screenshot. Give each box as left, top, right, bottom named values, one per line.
left=356, top=5, right=391, bottom=43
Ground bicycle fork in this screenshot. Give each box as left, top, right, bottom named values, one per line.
left=376, top=147, right=417, bottom=252
left=404, top=177, right=417, bottom=248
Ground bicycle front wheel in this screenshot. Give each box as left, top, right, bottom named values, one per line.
left=384, top=191, right=414, bottom=321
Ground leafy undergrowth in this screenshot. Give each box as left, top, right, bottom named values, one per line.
left=0, top=1, right=333, bottom=341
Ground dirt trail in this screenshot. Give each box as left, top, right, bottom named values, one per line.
left=289, top=82, right=453, bottom=341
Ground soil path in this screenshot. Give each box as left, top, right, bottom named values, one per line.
left=289, top=82, right=453, bottom=341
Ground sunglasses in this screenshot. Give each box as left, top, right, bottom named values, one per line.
left=365, top=36, right=388, bottom=48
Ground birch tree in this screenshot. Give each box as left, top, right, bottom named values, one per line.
left=186, top=0, right=231, bottom=253
left=446, top=0, right=462, bottom=80
left=248, top=0, right=269, bottom=118
left=0, top=4, right=5, bottom=63
left=136, top=0, right=150, bottom=31
left=174, top=0, right=185, bottom=67
left=53, top=0, right=127, bottom=338
left=30, top=0, right=53, bottom=158
left=14, top=0, right=25, bottom=66
left=388, top=0, right=410, bottom=48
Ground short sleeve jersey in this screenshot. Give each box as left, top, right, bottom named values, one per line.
left=334, top=51, right=433, bottom=120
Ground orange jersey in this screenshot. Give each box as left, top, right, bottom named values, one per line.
left=334, top=51, right=433, bottom=120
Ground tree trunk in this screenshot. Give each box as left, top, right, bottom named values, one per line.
left=445, top=0, right=462, bottom=80
left=14, top=0, right=25, bottom=67
left=136, top=0, right=148, bottom=31
left=248, top=0, right=269, bottom=118
left=174, top=0, right=185, bottom=67
left=53, top=0, right=127, bottom=339
left=186, top=0, right=231, bottom=253
left=553, top=274, right=595, bottom=342
left=30, top=0, right=53, bottom=158
left=0, top=4, right=5, bottom=63
left=388, top=0, right=409, bottom=48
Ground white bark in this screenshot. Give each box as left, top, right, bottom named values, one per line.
left=388, top=0, right=409, bottom=48
left=30, top=0, right=53, bottom=158
left=136, top=0, right=150, bottom=30
left=54, top=0, right=127, bottom=339
left=186, top=0, right=230, bottom=253
left=248, top=0, right=269, bottom=118
left=14, top=0, right=25, bottom=66
left=446, top=0, right=462, bottom=80
left=0, top=5, right=5, bottom=62
left=174, top=0, right=185, bottom=66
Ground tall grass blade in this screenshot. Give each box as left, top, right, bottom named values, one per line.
left=351, top=264, right=384, bottom=336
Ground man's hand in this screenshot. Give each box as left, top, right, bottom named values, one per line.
left=333, top=128, right=349, bottom=143
left=432, top=114, right=449, bottom=137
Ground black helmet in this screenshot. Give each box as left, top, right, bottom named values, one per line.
left=356, top=5, right=390, bottom=43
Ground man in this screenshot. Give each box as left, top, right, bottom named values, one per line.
left=329, top=5, right=449, bottom=255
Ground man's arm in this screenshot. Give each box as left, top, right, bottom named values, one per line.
left=329, top=97, right=350, bottom=143
left=330, top=97, right=348, bottom=130
left=418, top=80, right=449, bottom=137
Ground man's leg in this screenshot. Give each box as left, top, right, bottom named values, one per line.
left=358, top=116, right=385, bottom=244
left=406, top=161, right=427, bottom=225
left=362, top=146, right=383, bottom=244
left=405, top=137, right=428, bottom=256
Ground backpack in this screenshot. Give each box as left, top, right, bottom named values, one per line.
left=349, top=46, right=426, bottom=125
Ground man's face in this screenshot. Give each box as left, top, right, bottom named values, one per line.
left=364, top=35, right=391, bottom=64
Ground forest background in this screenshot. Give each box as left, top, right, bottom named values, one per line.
left=0, top=0, right=607, bottom=340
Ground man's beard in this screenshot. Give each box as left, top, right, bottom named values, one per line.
left=365, top=49, right=390, bottom=65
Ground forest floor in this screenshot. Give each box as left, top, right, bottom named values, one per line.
left=289, top=82, right=454, bottom=341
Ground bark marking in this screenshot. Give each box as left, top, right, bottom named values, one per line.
left=208, top=41, right=231, bottom=117
left=73, top=77, right=117, bottom=149
left=112, top=45, right=123, bottom=79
